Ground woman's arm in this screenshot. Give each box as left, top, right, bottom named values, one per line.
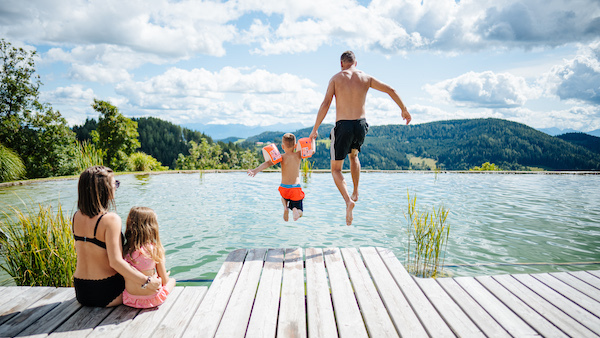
left=104, top=213, right=161, bottom=291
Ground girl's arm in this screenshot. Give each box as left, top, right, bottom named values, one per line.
left=104, top=213, right=161, bottom=291
left=247, top=160, right=274, bottom=177
left=156, top=259, right=170, bottom=286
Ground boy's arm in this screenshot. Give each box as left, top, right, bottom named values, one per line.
left=247, top=160, right=274, bottom=177
left=311, top=137, right=316, bottom=156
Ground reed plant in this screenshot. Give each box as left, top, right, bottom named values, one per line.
left=0, top=202, right=76, bottom=286
left=73, top=140, right=103, bottom=173
left=0, top=143, right=26, bottom=183
left=405, top=192, right=450, bottom=278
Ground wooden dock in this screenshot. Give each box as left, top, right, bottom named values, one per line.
left=0, top=247, right=599, bottom=337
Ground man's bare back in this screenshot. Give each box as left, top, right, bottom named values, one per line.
left=331, top=68, right=370, bottom=121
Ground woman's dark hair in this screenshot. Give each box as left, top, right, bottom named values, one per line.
left=77, top=166, right=116, bottom=217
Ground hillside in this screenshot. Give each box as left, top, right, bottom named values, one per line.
left=243, top=118, right=600, bottom=170
left=557, top=132, right=600, bottom=155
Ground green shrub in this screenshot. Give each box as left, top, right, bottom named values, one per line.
left=127, top=151, right=167, bottom=172
left=0, top=144, right=25, bottom=182
left=405, top=192, right=450, bottom=278
left=470, top=162, right=501, bottom=171
left=0, top=202, right=76, bottom=286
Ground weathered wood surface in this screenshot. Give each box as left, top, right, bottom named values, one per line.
left=0, top=247, right=598, bottom=337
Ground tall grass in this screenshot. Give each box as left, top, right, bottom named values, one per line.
left=74, top=140, right=103, bottom=173
left=405, top=192, right=450, bottom=278
left=0, top=202, right=76, bottom=286
left=0, top=143, right=25, bottom=183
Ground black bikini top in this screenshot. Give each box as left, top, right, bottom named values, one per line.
left=72, top=212, right=108, bottom=249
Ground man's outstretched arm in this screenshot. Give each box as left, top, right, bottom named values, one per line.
left=370, top=77, right=411, bottom=124
left=310, top=79, right=335, bottom=139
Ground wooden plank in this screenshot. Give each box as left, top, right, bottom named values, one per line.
left=415, top=277, right=485, bottom=337
left=246, top=248, right=284, bottom=338
left=86, top=305, right=141, bottom=338
left=359, top=247, right=428, bottom=338
left=117, top=286, right=184, bottom=337
left=568, top=270, right=600, bottom=289
left=512, top=273, right=600, bottom=333
left=152, top=286, right=209, bottom=338
left=215, top=248, right=267, bottom=338
left=0, top=288, right=73, bottom=337
left=436, top=278, right=510, bottom=338
left=277, top=248, right=306, bottom=338
left=454, top=277, right=538, bottom=337
left=0, top=287, right=31, bottom=311
left=493, top=274, right=597, bottom=338
left=16, top=292, right=81, bottom=338
left=322, top=248, right=367, bottom=338
left=341, top=248, right=398, bottom=338
left=305, top=248, right=338, bottom=338
left=551, top=272, right=600, bottom=302
left=46, top=305, right=114, bottom=338
left=588, top=270, right=600, bottom=279
left=532, top=273, right=600, bottom=318
left=376, top=247, right=454, bottom=337
left=182, top=248, right=248, bottom=338
left=0, top=287, right=55, bottom=326
left=476, top=275, right=566, bottom=337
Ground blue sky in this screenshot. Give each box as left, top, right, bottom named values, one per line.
left=1, top=0, right=599, bottom=134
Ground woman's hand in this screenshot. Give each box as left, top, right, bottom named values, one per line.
left=146, top=275, right=162, bottom=292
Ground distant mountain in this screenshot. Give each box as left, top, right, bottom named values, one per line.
left=243, top=118, right=600, bottom=170
left=557, top=132, right=600, bottom=155
left=588, top=129, right=600, bottom=137
left=538, top=127, right=581, bottom=136
left=182, top=122, right=306, bottom=140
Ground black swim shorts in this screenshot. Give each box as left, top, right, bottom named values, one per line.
left=330, top=118, right=369, bottom=161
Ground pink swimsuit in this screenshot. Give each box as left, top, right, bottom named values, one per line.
left=123, top=245, right=170, bottom=309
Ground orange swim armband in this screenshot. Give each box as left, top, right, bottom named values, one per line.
left=296, top=137, right=314, bottom=159
left=262, top=143, right=282, bottom=164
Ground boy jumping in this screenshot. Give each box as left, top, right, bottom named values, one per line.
left=248, top=133, right=315, bottom=221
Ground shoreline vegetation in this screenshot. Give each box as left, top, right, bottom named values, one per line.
left=1, top=169, right=598, bottom=188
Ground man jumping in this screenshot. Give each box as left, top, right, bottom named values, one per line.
left=309, top=51, right=411, bottom=225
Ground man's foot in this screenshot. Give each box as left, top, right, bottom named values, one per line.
left=351, top=191, right=359, bottom=202
left=292, top=208, right=303, bottom=221
left=346, top=200, right=355, bottom=225
left=283, top=207, right=289, bottom=222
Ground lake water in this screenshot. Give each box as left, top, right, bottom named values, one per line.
left=1, top=172, right=599, bottom=283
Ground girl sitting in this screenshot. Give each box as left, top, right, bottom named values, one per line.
left=122, top=206, right=176, bottom=308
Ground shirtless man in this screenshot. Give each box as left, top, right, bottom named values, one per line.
left=309, top=51, right=411, bottom=225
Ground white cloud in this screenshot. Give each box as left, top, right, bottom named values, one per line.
left=542, top=40, right=600, bottom=104
left=113, top=66, right=322, bottom=126
left=424, top=71, right=540, bottom=108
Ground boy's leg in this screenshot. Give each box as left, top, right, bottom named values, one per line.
left=281, top=197, right=289, bottom=222
left=349, top=149, right=360, bottom=202
left=292, top=208, right=303, bottom=221
left=331, top=159, right=355, bottom=225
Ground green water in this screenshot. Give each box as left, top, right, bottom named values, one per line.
left=1, top=172, right=599, bottom=283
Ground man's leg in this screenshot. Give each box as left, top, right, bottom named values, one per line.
left=331, top=159, right=355, bottom=225
left=349, top=149, right=360, bottom=202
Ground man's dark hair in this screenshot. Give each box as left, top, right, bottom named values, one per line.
left=341, top=51, right=356, bottom=64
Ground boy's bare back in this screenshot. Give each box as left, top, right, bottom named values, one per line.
left=280, top=149, right=302, bottom=185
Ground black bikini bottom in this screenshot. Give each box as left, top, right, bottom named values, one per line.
left=74, top=273, right=125, bottom=307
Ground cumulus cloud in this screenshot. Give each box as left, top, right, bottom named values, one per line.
left=424, top=71, right=540, bottom=108
left=543, top=41, right=600, bottom=104
left=113, top=66, right=322, bottom=126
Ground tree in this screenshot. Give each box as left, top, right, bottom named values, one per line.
left=0, top=39, right=78, bottom=179
left=176, top=139, right=223, bottom=170
left=92, top=99, right=140, bottom=171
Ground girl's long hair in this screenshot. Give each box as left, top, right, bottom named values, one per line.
left=124, top=206, right=165, bottom=263
left=77, top=166, right=116, bottom=217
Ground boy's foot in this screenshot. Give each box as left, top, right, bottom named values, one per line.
left=346, top=200, right=355, bottom=225
left=351, top=191, right=359, bottom=202
left=292, top=208, right=303, bottom=221
left=283, top=206, right=289, bottom=222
